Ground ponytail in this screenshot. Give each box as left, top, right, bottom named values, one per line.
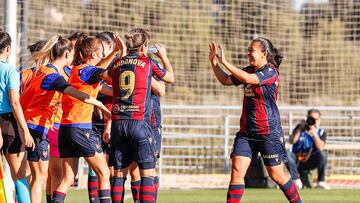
left=28, top=35, right=72, bottom=67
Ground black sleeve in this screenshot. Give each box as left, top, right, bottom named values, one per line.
left=49, top=76, right=71, bottom=93
left=86, top=68, right=106, bottom=85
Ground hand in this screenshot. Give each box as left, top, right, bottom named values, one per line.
left=102, top=128, right=110, bottom=143
left=113, top=32, right=127, bottom=55
left=154, top=43, right=167, bottom=60
left=308, top=125, right=317, bottom=137
left=217, top=44, right=226, bottom=64
left=23, top=131, right=35, bottom=151
left=208, top=42, right=217, bottom=66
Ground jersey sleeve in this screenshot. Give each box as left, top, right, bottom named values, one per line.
left=254, top=65, right=278, bottom=86
left=41, top=73, right=70, bottom=93
left=150, top=58, right=167, bottom=79
left=8, top=67, right=20, bottom=90
left=79, top=65, right=105, bottom=85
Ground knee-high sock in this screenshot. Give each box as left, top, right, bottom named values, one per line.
left=280, top=180, right=302, bottom=203
left=98, top=189, right=111, bottom=203
left=227, top=184, right=245, bottom=203
left=88, top=171, right=100, bottom=203
left=154, top=176, right=159, bottom=203
left=131, top=180, right=141, bottom=202
left=140, top=177, right=155, bottom=203
left=111, top=177, right=125, bottom=203
left=14, top=178, right=31, bottom=203
left=51, top=191, right=66, bottom=203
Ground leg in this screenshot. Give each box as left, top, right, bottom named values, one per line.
left=266, top=163, right=301, bottom=203
left=129, top=162, right=141, bottom=202
left=29, top=160, right=49, bottom=203
left=52, top=158, right=78, bottom=203
left=48, top=156, right=63, bottom=195
left=227, top=156, right=250, bottom=203
left=6, top=152, right=31, bottom=203
left=285, top=151, right=302, bottom=188
left=88, top=167, right=100, bottom=203
left=112, top=167, right=128, bottom=203
left=139, top=167, right=156, bottom=203
left=85, top=153, right=111, bottom=203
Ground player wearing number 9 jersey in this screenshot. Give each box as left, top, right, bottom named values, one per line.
left=108, top=28, right=174, bottom=203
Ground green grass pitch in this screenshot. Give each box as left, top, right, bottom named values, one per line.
left=42, top=189, right=360, bottom=203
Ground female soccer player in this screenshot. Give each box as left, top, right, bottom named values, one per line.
left=109, top=28, right=174, bottom=203
left=52, top=36, right=124, bottom=203
left=209, top=38, right=302, bottom=203
left=0, top=30, right=35, bottom=203
left=20, top=35, right=111, bottom=203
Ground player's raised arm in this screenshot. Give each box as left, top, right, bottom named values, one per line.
left=151, top=77, right=166, bottom=96
left=153, top=43, right=174, bottom=83
left=209, top=42, right=235, bottom=86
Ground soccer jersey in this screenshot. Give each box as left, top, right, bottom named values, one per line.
left=110, top=54, right=166, bottom=122
left=0, top=60, right=20, bottom=114
left=60, top=64, right=104, bottom=128
left=150, top=92, right=161, bottom=128
left=231, top=63, right=281, bottom=135
left=20, top=64, right=70, bottom=134
left=292, top=126, right=326, bottom=161
left=20, top=67, right=35, bottom=95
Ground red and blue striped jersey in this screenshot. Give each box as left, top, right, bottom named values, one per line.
left=150, top=92, right=161, bottom=128
left=231, top=63, right=281, bottom=135
left=110, top=53, right=166, bottom=122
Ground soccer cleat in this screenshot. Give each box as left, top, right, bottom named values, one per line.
left=315, top=181, right=331, bottom=190
left=294, top=179, right=303, bottom=189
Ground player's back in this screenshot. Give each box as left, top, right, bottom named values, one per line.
left=112, top=53, right=154, bottom=122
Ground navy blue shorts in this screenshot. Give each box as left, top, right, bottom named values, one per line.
left=109, top=120, right=157, bottom=170
left=0, top=112, right=26, bottom=155
left=231, top=130, right=288, bottom=166
left=92, top=124, right=110, bottom=154
left=27, top=128, right=49, bottom=161
left=58, top=126, right=103, bottom=158
left=152, top=126, right=162, bottom=158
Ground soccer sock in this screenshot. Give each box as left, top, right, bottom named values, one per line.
left=154, top=176, right=159, bottom=202
left=110, top=176, right=115, bottom=186
left=88, top=174, right=100, bottom=203
left=227, top=184, right=245, bottom=203
left=131, top=180, right=141, bottom=202
left=111, top=177, right=125, bottom=203
left=46, top=194, right=52, bottom=203
left=14, top=178, right=31, bottom=203
left=98, top=189, right=112, bottom=203
left=51, top=191, right=66, bottom=203
left=140, top=176, right=156, bottom=203
left=280, top=180, right=302, bottom=203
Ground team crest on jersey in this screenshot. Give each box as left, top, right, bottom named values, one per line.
left=244, top=84, right=255, bottom=97
left=112, top=104, right=120, bottom=113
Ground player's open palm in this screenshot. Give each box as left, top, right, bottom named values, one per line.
left=217, top=44, right=226, bottom=64
left=208, top=42, right=217, bottom=65
left=154, top=43, right=167, bottom=59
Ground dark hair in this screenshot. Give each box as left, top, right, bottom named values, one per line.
left=252, top=37, right=283, bottom=68
left=28, top=35, right=73, bottom=66
left=68, top=31, right=87, bottom=42
left=27, top=39, right=47, bottom=54
left=307, top=108, right=321, bottom=117
left=78, top=36, right=103, bottom=63
left=125, top=28, right=150, bottom=53
left=96, top=31, right=115, bottom=45
left=0, top=31, right=11, bottom=54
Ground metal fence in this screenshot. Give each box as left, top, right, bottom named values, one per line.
left=78, top=105, right=360, bottom=189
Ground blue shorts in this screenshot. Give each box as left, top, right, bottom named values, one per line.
left=27, top=128, right=49, bottom=161
left=231, top=130, right=288, bottom=166
left=58, top=126, right=103, bottom=158
left=109, top=120, right=157, bottom=170
left=152, top=126, right=162, bottom=158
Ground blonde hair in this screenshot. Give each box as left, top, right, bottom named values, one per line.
left=28, top=35, right=73, bottom=67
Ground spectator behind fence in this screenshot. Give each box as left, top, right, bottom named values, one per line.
left=287, top=109, right=330, bottom=189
